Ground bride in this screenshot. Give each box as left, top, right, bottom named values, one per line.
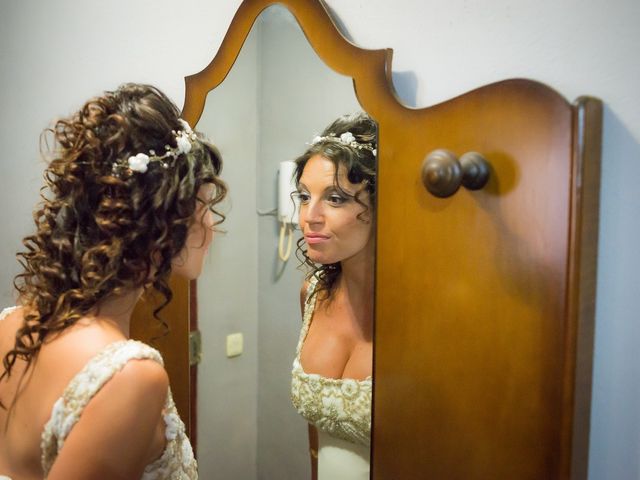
left=291, top=112, right=376, bottom=479
left=0, top=83, right=226, bottom=479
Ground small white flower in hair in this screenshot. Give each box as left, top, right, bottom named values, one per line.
left=111, top=118, right=198, bottom=177
left=128, top=153, right=150, bottom=173
left=339, top=132, right=355, bottom=144
left=178, top=118, right=193, bottom=134
left=305, top=131, right=375, bottom=154
left=176, top=133, right=192, bottom=155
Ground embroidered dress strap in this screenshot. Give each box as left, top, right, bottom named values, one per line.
left=295, top=276, right=319, bottom=357
left=40, top=340, right=163, bottom=476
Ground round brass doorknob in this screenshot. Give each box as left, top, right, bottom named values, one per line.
left=421, top=149, right=490, bottom=198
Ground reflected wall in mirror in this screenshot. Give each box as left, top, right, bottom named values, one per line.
left=194, top=5, right=371, bottom=479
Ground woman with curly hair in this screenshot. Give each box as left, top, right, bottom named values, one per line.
left=0, top=83, right=226, bottom=479
left=290, top=112, right=376, bottom=479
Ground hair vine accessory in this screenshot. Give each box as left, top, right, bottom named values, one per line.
left=310, top=131, right=377, bottom=156
left=112, top=119, right=197, bottom=176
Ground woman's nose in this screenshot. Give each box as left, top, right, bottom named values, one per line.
left=304, top=199, right=324, bottom=224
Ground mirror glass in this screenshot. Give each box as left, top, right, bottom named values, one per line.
left=194, top=5, right=372, bottom=478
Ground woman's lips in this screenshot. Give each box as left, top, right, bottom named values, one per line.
left=304, top=234, right=330, bottom=245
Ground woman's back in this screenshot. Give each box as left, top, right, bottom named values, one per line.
left=0, top=307, right=170, bottom=479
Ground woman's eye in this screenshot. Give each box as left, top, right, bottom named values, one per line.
left=296, top=192, right=310, bottom=203
left=327, top=194, right=347, bottom=205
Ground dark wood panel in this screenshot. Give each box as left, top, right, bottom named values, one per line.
left=130, top=275, right=190, bottom=434
left=566, top=97, right=602, bottom=480
left=373, top=80, right=600, bottom=479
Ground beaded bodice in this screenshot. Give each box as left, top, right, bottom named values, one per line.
left=290, top=279, right=372, bottom=446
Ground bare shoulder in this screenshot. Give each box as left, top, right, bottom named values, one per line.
left=46, top=356, right=170, bottom=479
left=83, top=355, right=170, bottom=428
left=67, top=354, right=169, bottom=427
left=0, top=305, right=26, bottom=333
left=0, top=306, right=23, bottom=354
left=112, top=356, right=169, bottom=396
left=300, top=279, right=310, bottom=301
left=299, top=279, right=311, bottom=316
left=84, top=350, right=169, bottom=413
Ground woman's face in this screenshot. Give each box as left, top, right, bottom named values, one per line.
left=297, top=154, right=374, bottom=266
left=171, top=184, right=216, bottom=280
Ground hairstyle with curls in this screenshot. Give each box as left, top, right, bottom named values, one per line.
left=0, top=83, right=227, bottom=389
left=294, top=111, right=377, bottom=301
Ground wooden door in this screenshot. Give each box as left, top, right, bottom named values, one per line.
left=373, top=80, right=601, bottom=479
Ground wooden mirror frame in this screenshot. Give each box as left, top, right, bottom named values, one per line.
left=131, top=0, right=602, bottom=476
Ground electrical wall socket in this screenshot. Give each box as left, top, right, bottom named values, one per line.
left=226, top=333, right=243, bottom=358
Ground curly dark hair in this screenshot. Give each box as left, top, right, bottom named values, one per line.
left=1, top=83, right=227, bottom=387
left=294, top=112, right=377, bottom=301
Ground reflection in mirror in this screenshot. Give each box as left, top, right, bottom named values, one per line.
left=194, top=5, right=374, bottom=479
left=290, top=111, right=376, bottom=479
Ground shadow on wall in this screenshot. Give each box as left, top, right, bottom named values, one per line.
left=588, top=104, right=640, bottom=480
left=392, top=71, right=419, bottom=107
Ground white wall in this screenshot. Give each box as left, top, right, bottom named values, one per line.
left=1, top=1, right=638, bottom=478
left=195, top=21, right=259, bottom=479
